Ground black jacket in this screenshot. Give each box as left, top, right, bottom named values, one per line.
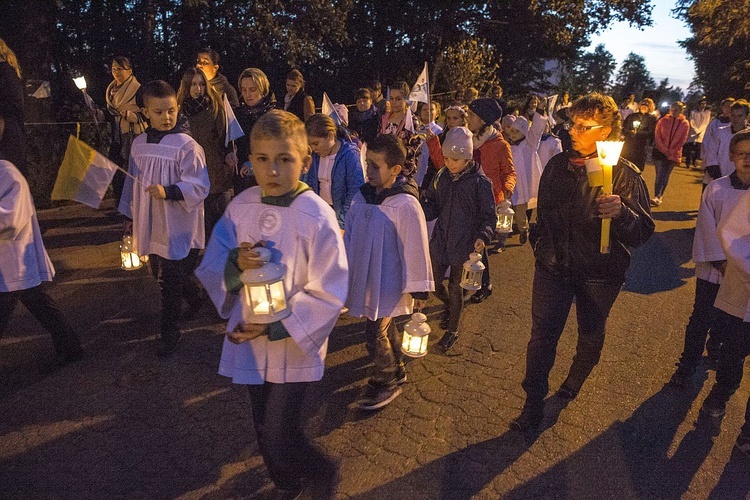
left=0, top=62, right=25, bottom=171
left=622, top=112, right=657, bottom=169
left=349, top=106, right=381, bottom=144
left=531, top=151, right=654, bottom=283
left=421, top=160, right=496, bottom=267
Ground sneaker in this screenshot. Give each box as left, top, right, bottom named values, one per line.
left=438, top=331, right=459, bottom=351
left=470, top=285, right=493, bottom=304
left=356, top=381, right=402, bottom=410
left=519, top=231, right=528, bottom=245
left=650, top=197, right=662, bottom=207
left=395, top=365, right=407, bottom=385
left=52, top=348, right=84, bottom=367
left=668, top=366, right=694, bottom=388
left=510, top=404, right=544, bottom=432
left=734, top=434, right=750, bottom=458
left=157, top=333, right=181, bottom=358
left=700, top=401, right=727, bottom=418
left=439, top=314, right=450, bottom=330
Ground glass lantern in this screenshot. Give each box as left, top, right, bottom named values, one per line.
left=120, top=234, right=143, bottom=271
left=460, top=252, right=485, bottom=291
left=401, top=312, right=431, bottom=358
left=239, top=248, right=291, bottom=324
left=495, top=199, right=515, bottom=234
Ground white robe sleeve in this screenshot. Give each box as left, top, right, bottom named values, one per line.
left=0, top=166, right=33, bottom=240
left=692, top=184, right=726, bottom=263
left=395, top=196, right=434, bottom=294
left=719, top=191, right=750, bottom=286
left=281, top=209, right=349, bottom=359
left=175, top=142, right=210, bottom=213
left=195, top=213, right=239, bottom=319
left=704, top=124, right=721, bottom=166
left=527, top=112, right=547, bottom=152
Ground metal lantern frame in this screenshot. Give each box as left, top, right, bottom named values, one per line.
left=240, top=248, right=291, bottom=324
left=460, top=252, right=485, bottom=291
left=401, top=312, right=431, bottom=358
left=120, top=234, right=144, bottom=271
left=495, top=199, right=515, bottom=234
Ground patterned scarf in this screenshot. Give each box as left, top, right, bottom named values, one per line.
left=567, top=150, right=598, bottom=172
left=181, top=95, right=210, bottom=117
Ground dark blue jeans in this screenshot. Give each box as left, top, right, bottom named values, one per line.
left=521, top=265, right=622, bottom=407
left=653, top=159, right=677, bottom=198
left=677, top=278, right=726, bottom=369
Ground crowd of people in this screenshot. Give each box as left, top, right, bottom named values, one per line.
left=2, top=37, right=750, bottom=498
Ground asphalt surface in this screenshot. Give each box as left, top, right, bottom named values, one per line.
left=1, top=164, right=750, bottom=499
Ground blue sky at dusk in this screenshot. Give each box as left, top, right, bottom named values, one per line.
left=588, top=0, right=696, bottom=91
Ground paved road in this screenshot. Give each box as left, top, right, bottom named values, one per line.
left=2, top=165, right=749, bottom=499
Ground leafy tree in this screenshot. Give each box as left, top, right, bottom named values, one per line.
left=613, top=52, right=656, bottom=102
left=676, top=0, right=750, bottom=100
left=655, top=78, right=684, bottom=106
left=567, top=44, right=616, bottom=95
left=433, top=39, right=500, bottom=98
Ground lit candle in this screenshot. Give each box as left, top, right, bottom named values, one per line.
left=596, top=141, right=625, bottom=254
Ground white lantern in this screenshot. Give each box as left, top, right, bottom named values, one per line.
left=401, top=312, right=431, bottom=358
left=73, top=76, right=87, bottom=90
left=495, top=199, right=515, bottom=234
left=239, top=248, right=290, bottom=324
left=460, top=252, right=485, bottom=291
left=120, top=234, right=143, bottom=271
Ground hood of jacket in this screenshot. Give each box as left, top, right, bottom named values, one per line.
left=360, top=174, right=419, bottom=205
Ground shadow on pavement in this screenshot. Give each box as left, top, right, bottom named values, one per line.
left=652, top=210, right=698, bottom=222
left=500, top=380, right=750, bottom=499
left=625, top=228, right=694, bottom=294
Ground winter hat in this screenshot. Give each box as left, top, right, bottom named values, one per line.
left=501, top=114, right=516, bottom=129
left=442, top=126, right=474, bottom=160
left=469, top=98, right=503, bottom=125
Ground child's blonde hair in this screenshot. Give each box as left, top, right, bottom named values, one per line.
left=0, top=37, right=21, bottom=78
left=251, top=109, right=309, bottom=158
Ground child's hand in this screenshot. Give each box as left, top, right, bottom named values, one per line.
left=413, top=298, right=427, bottom=311
left=597, top=194, right=622, bottom=219
left=226, top=322, right=266, bottom=344
left=145, top=184, right=166, bottom=199
left=474, top=239, right=485, bottom=254
left=237, top=241, right=267, bottom=270
left=225, top=151, right=238, bottom=169
left=122, top=220, right=133, bottom=234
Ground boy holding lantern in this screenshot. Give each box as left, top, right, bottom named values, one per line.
left=195, top=110, right=346, bottom=499
left=512, top=93, right=654, bottom=433
left=344, top=134, right=434, bottom=411
left=118, top=80, right=210, bottom=357
left=421, top=126, right=496, bottom=352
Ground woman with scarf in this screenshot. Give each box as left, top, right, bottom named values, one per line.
left=94, top=56, right=146, bottom=205
left=177, top=67, right=232, bottom=237
left=233, top=68, right=277, bottom=195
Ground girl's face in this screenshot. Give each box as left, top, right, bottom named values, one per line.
left=307, top=132, right=336, bottom=157
left=390, top=90, right=406, bottom=113
left=111, top=62, right=132, bottom=85
left=445, top=110, right=465, bottom=128
left=286, top=79, right=302, bottom=96
left=419, top=104, right=432, bottom=124
left=506, top=126, right=526, bottom=143
left=240, top=77, right=262, bottom=106
left=466, top=109, right=485, bottom=134
left=190, top=74, right=206, bottom=99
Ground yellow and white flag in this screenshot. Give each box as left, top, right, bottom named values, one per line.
left=51, top=135, right=119, bottom=208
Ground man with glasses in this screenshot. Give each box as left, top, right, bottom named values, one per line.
left=511, top=93, right=655, bottom=433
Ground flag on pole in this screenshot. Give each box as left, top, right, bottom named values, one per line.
left=30, top=81, right=51, bottom=99
left=546, top=94, right=558, bottom=127
left=322, top=92, right=345, bottom=125
left=51, top=135, right=119, bottom=208
left=224, top=94, right=244, bottom=147
left=409, top=62, right=430, bottom=105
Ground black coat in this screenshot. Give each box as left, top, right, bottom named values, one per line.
left=0, top=62, right=25, bottom=171
left=421, top=160, right=496, bottom=267
left=532, top=152, right=654, bottom=283
left=622, top=112, right=657, bottom=170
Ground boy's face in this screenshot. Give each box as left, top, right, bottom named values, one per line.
left=195, top=53, right=218, bottom=80
left=356, top=96, right=372, bottom=112
left=366, top=150, right=401, bottom=191
left=143, top=95, right=179, bottom=132
left=730, top=139, right=750, bottom=180
left=730, top=108, right=748, bottom=130
left=251, top=136, right=310, bottom=196
left=444, top=156, right=470, bottom=174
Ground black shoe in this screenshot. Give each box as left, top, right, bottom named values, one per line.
left=182, top=289, right=207, bottom=321
left=53, top=349, right=83, bottom=367
left=555, top=384, right=579, bottom=401
left=395, top=365, right=407, bottom=385
left=519, top=231, right=528, bottom=245
left=510, top=405, right=543, bottom=432
left=470, top=285, right=493, bottom=303
left=157, top=333, right=181, bottom=357
left=438, top=331, right=459, bottom=351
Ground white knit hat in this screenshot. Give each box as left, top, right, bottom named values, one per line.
left=442, top=126, right=474, bottom=160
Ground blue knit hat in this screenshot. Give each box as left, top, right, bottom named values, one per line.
left=469, top=98, right=503, bottom=125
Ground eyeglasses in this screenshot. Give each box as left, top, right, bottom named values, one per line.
left=566, top=123, right=604, bottom=133
left=731, top=152, right=750, bottom=160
